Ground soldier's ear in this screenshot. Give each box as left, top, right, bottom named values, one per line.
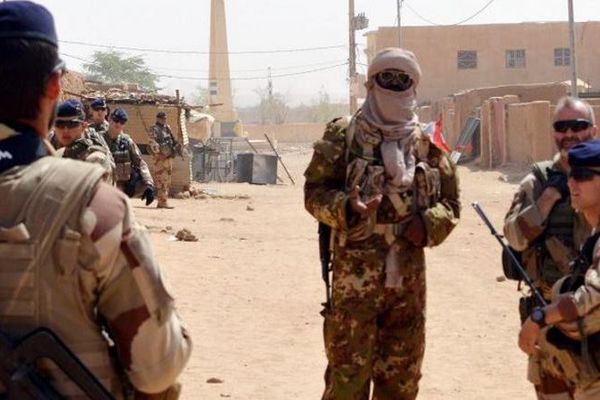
left=45, top=72, right=61, bottom=102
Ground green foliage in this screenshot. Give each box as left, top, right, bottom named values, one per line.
left=83, top=50, right=159, bottom=92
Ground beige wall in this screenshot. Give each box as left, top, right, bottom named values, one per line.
left=480, top=100, right=600, bottom=166
left=107, top=103, right=192, bottom=192
left=365, top=22, right=600, bottom=103
left=244, top=123, right=326, bottom=143
left=438, top=82, right=568, bottom=147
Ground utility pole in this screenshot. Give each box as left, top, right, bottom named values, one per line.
left=568, top=0, right=578, bottom=97
left=397, top=0, right=404, bottom=46
left=267, top=67, right=274, bottom=124
left=349, top=0, right=358, bottom=114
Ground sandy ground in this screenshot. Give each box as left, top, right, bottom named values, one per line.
left=133, top=144, right=537, bottom=400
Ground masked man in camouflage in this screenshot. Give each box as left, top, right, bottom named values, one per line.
left=52, top=99, right=114, bottom=183
left=0, top=2, right=191, bottom=398
left=148, top=111, right=180, bottom=209
left=104, top=107, right=156, bottom=206
left=504, top=97, right=596, bottom=399
left=304, top=48, right=460, bottom=400
left=519, top=139, right=600, bottom=400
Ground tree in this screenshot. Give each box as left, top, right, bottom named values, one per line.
left=83, top=50, right=159, bottom=92
left=190, top=85, right=209, bottom=107
left=254, top=86, right=289, bottom=125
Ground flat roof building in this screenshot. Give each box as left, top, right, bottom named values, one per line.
left=364, top=21, right=600, bottom=103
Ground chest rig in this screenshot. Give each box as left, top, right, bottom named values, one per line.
left=153, top=125, right=175, bottom=158
left=522, top=162, right=579, bottom=291
left=340, top=118, right=441, bottom=245
left=107, top=134, right=132, bottom=183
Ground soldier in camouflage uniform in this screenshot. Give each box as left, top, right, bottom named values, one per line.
left=0, top=2, right=191, bottom=398
left=304, top=48, right=460, bottom=400
left=52, top=99, right=114, bottom=183
left=104, top=107, right=156, bottom=206
left=504, top=97, right=596, bottom=400
left=88, top=97, right=109, bottom=137
left=519, top=139, right=600, bottom=400
left=148, top=111, right=179, bottom=209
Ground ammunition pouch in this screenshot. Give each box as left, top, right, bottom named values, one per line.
left=115, top=162, right=132, bottom=183
left=159, top=142, right=175, bottom=158
left=414, top=161, right=440, bottom=211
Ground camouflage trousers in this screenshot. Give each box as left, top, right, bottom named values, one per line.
left=323, top=236, right=426, bottom=400
left=153, top=156, right=172, bottom=206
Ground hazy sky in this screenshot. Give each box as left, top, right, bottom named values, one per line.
left=32, top=0, right=600, bottom=107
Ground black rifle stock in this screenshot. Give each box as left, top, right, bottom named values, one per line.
left=0, top=327, right=114, bottom=399
left=471, top=202, right=547, bottom=306
left=318, top=223, right=332, bottom=309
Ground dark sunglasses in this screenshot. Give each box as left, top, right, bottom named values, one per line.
left=553, top=119, right=592, bottom=133
left=111, top=119, right=127, bottom=125
left=568, top=167, right=600, bottom=182
left=54, top=120, right=81, bottom=129
left=375, top=70, right=413, bottom=91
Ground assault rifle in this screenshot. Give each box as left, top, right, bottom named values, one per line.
left=0, top=327, right=113, bottom=399
left=472, top=202, right=547, bottom=307
left=318, top=223, right=332, bottom=310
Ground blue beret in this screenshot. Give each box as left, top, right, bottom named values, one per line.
left=56, top=99, right=85, bottom=122
left=0, top=1, right=58, bottom=47
left=568, top=139, right=600, bottom=168
left=90, top=98, right=106, bottom=109
left=111, top=108, right=128, bottom=122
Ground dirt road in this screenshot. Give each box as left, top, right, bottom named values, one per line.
left=134, top=145, right=535, bottom=399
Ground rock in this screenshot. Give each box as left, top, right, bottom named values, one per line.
left=165, top=226, right=173, bottom=231
left=175, top=191, right=191, bottom=199
left=496, top=276, right=506, bottom=282
left=194, top=194, right=208, bottom=200
left=246, top=205, right=254, bottom=211
left=206, top=378, right=223, bottom=384
left=220, top=217, right=235, bottom=222
left=175, top=228, right=198, bottom=242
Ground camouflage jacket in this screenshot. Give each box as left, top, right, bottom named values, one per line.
left=148, top=123, right=177, bottom=158
left=0, top=123, right=191, bottom=397
left=104, top=132, right=154, bottom=187
left=503, top=155, right=590, bottom=292
left=56, top=137, right=114, bottom=184
left=304, top=116, right=460, bottom=248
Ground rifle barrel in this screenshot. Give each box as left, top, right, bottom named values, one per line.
left=471, top=202, right=547, bottom=306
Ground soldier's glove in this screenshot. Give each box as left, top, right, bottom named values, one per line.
left=141, top=186, right=155, bottom=206
left=402, top=214, right=427, bottom=247
left=545, top=169, right=569, bottom=200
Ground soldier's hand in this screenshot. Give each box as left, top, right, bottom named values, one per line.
left=349, top=186, right=382, bottom=218
left=518, top=317, right=541, bottom=355
left=141, top=186, right=155, bottom=206
left=544, top=169, right=569, bottom=199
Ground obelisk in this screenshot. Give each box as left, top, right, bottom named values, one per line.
left=209, top=0, right=238, bottom=136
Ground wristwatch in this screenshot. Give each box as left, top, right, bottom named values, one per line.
left=531, top=307, right=547, bottom=328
